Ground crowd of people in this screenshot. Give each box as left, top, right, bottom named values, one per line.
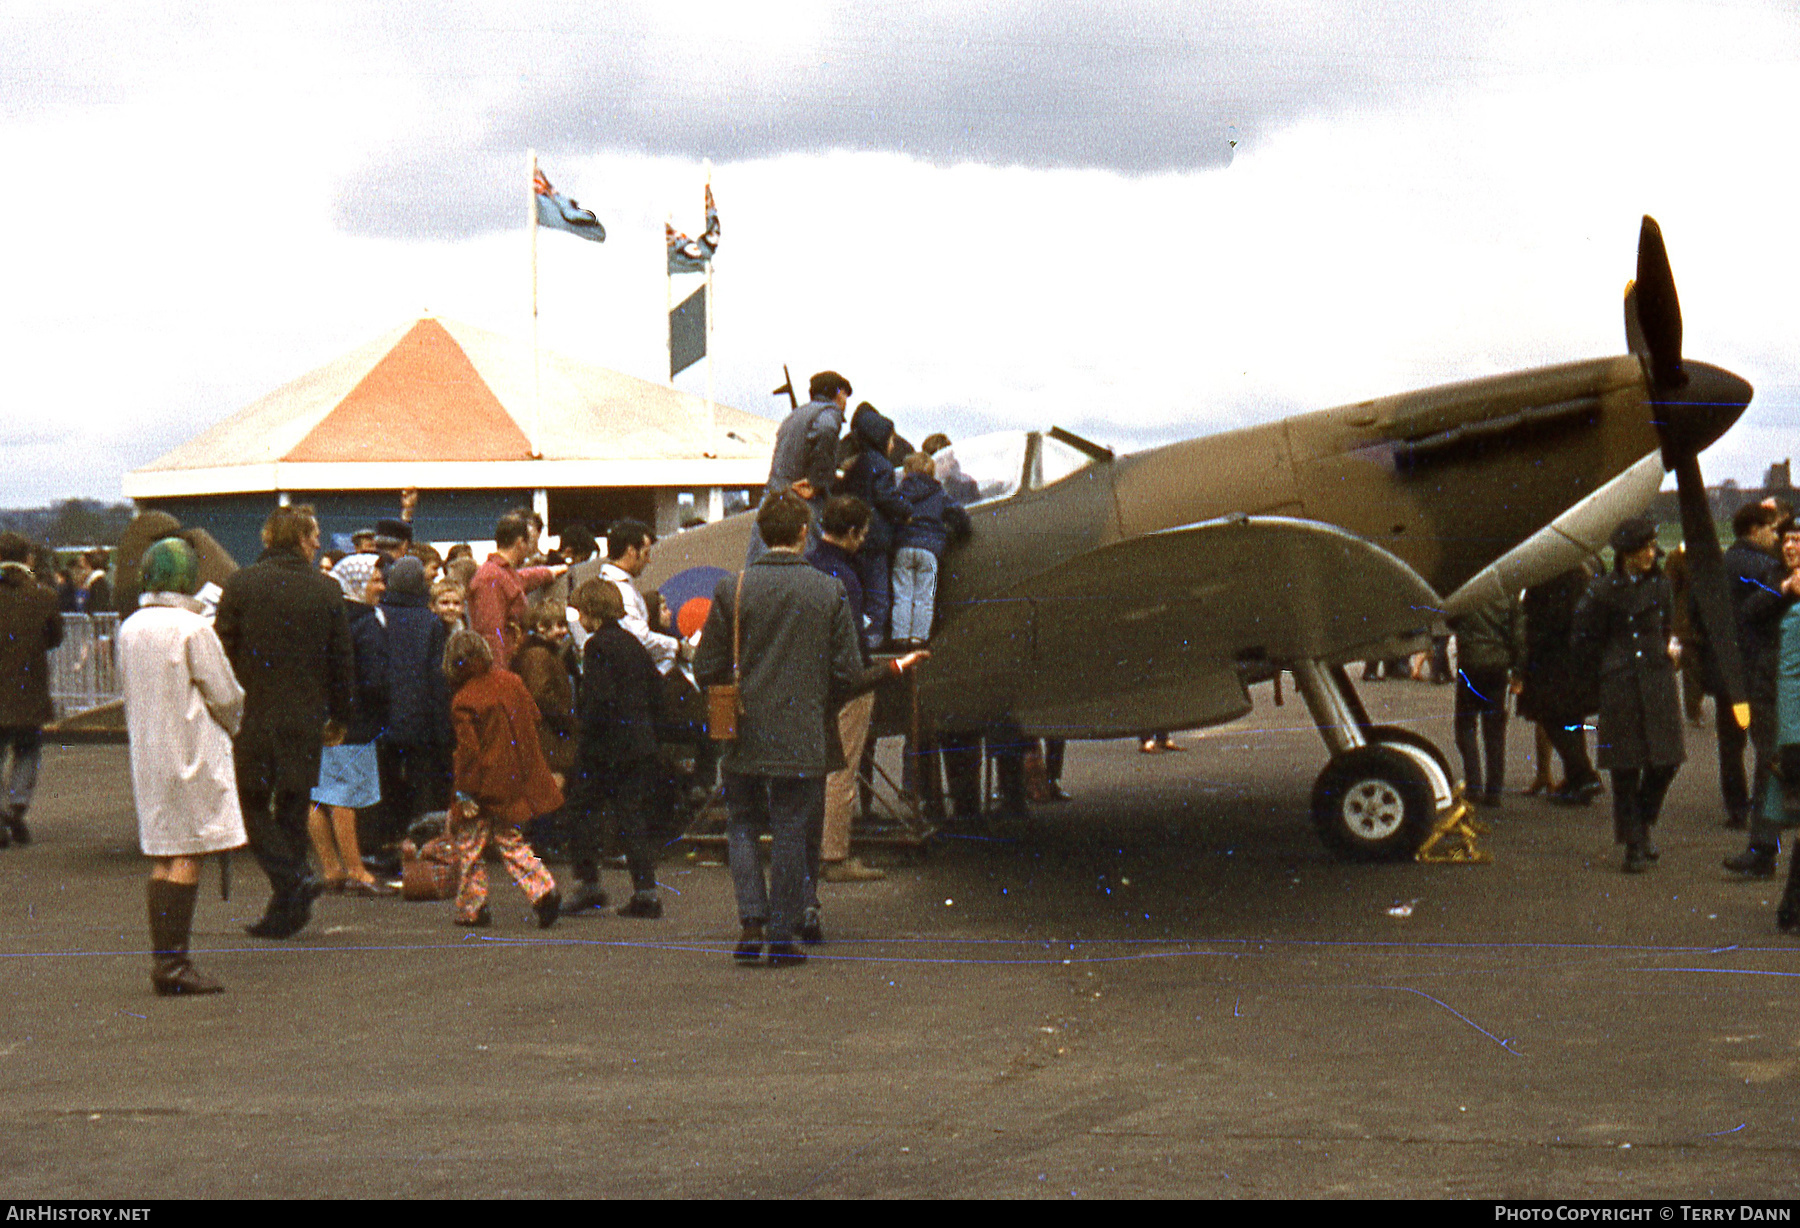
left=0, top=369, right=966, bottom=991
left=10, top=366, right=1800, bottom=994
left=1444, top=504, right=1800, bottom=929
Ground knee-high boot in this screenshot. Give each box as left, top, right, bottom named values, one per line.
left=148, top=879, right=224, bottom=996
left=1610, top=771, right=1636, bottom=846
left=1777, top=849, right=1800, bottom=934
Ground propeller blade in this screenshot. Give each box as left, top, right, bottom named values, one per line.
left=1633, top=216, right=1685, bottom=389
left=1628, top=216, right=1756, bottom=728
left=1672, top=450, right=1747, bottom=722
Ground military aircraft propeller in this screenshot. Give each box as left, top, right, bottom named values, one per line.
left=1629, top=216, right=1755, bottom=731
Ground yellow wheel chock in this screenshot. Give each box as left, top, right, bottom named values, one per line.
left=1415, top=787, right=1492, bottom=864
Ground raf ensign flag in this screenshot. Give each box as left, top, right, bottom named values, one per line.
left=534, top=169, right=605, bottom=243
left=667, top=183, right=720, bottom=273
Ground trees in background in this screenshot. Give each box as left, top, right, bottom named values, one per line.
left=0, top=500, right=136, bottom=550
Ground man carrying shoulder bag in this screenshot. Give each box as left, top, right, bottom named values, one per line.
left=695, top=492, right=926, bottom=968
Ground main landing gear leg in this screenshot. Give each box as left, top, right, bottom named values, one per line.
left=1289, top=660, right=1471, bottom=862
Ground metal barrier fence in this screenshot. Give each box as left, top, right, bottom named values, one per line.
left=49, top=612, right=121, bottom=722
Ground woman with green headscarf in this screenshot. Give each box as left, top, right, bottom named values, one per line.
left=117, top=537, right=247, bottom=996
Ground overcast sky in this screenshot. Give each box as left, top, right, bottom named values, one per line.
left=1, top=0, right=1796, bottom=506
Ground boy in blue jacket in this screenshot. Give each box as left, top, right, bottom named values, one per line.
left=891, top=453, right=971, bottom=646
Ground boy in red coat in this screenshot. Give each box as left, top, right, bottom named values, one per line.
left=444, top=629, right=563, bottom=928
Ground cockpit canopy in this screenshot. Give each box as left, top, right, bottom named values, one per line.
left=929, top=429, right=1111, bottom=507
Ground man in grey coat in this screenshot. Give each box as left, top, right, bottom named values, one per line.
left=696, top=492, right=925, bottom=966
left=745, top=370, right=851, bottom=564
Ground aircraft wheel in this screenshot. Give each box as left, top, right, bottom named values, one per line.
left=1310, top=745, right=1435, bottom=862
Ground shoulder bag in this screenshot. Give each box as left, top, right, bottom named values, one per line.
left=706, top=570, right=746, bottom=740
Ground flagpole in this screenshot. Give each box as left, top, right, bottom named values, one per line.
left=703, top=160, right=716, bottom=449
left=665, top=212, right=675, bottom=388
left=528, top=148, right=542, bottom=459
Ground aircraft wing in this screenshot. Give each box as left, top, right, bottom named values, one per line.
left=923, top=515, right=1443, bottom=738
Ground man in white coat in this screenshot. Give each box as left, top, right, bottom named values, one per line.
left=600, top=519, right=686, bottom=672
left=117, top=537, right=247, bottom=996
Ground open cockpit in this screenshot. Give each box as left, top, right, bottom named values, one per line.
left=929, top=427, right=1113, bottom=506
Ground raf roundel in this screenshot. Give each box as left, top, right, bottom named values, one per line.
left=659, top=565, right=731, bottom=640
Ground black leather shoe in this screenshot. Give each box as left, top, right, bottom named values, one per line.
left=4, top=805, right=29, bottom=846
left=534, top=891, right=562, bottom=929
left=617, top=892, right=663, bottom=919
left=733, top=922, right=764, bottom=966
left=245, top=902, right=306, bottom=939
left=1724, top=848, right=1778, bottom=878
left=152, top=959, right=224, bottom=996
left=245, top=879, right=322, bottom=939
left=560, top=882, right=610, bottom=915
left=454, top=906, right=492, bottom=928
left=798, top=907, right=824, bottom=945
left=1623, top=846, right=1651, bottom=874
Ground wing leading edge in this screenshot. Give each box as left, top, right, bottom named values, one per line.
left=920, top=515, right=1444, bottom=739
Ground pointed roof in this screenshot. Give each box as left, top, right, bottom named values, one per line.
left=123, top=318, right=778, bottom=498
left=286, top=319, right=534, bottom=462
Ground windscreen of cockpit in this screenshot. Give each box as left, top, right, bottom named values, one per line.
left=1034, top=433, right=1096, bottom=490
left=931, top=432, right=1026, bottom=506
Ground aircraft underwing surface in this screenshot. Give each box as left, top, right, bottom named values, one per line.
left=922, top=515, right=1443, bottom=738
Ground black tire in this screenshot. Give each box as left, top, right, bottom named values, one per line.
left=1310, top=744, right=1437, bottom=862
left=1365, top=724, right=1455, bottom=783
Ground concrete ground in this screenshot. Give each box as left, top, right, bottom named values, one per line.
left=0, top=680, right=1795, bottom=1200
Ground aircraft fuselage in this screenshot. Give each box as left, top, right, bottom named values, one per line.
left=644, top=351, right=1733, bottom=741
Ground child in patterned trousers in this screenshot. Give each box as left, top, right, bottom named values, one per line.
left=444, top=629, right=564, bottom=929
left=448, top=808, right=559, bottom=928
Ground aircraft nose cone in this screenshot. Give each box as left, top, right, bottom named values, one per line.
left=1654, top=360, right=1754, bottom=462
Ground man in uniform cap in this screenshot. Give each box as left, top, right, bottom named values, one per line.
left=1574, top=517, right=1685, bottom=873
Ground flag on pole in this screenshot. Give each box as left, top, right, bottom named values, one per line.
left=534, top=169, right=606, bottom=242
left=667, top=183, right=720, bottom=273
left=669, top=284, right=707, bottom=377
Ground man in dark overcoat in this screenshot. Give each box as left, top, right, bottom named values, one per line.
left=838, top=402, right=911, bottom=651
left=563, top=578, right=664, bottom=919
left=1574, top=518, right=1684, bottom=873
left=215, top=504, right=354, bottom=937
left=1519, top=564, right=1602, bottom=803
left=374, top=556, right=452, bottom=869
left=1710, top=502, right=1791, bottom=874
left=0, top=532, right=62, bottom=847
left=695, top=492, right=925, bottom=966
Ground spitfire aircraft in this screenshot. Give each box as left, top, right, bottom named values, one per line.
left=644, top=218, right=1754, bottom=861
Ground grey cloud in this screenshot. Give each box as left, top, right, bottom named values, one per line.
left=334, top=143, right=525, bottom=241
left=0, top=2, right=215, bottom=118
left=334, top=0, right=1505, bottom=239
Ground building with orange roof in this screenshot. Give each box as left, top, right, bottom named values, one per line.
left=122, top=317, right=777, bottom=562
